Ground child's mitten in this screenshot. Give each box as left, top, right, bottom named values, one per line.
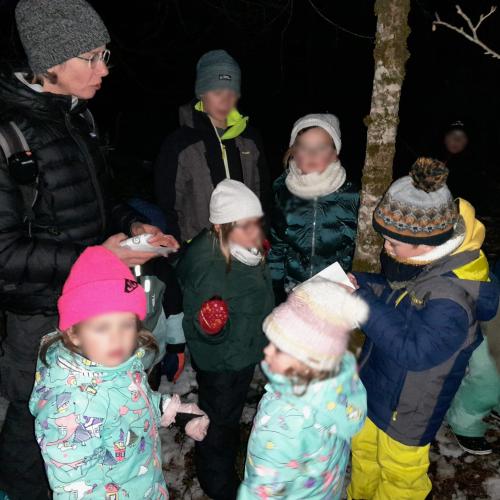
left=185, top=415, right=210, bottom=441
left=177, top=401, right=210, bottom=442
left=163, top=351, right=186, bottom=383
left=160, top=396, right=210, bottom=441
left=161, top=394, right=181, bottom=427
left=198, top=296, right=229, bottom=335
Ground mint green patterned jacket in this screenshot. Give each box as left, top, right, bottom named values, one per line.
left=239, top=353, right=366, bottom=500
left=29, top=338, right=169, bottom=499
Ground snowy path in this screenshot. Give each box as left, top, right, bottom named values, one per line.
left=1, top=359, right=499, bottom=499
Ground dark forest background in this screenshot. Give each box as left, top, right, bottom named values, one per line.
left=1, top=0, right=500, bottom=200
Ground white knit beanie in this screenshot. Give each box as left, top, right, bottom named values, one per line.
left=263, top=278, right=369, bottom=372
left=209, top=179, right=264, bottom=225
left=289, top=113, right=342, bottom=153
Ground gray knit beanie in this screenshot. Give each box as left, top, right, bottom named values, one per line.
left=15, top=0, right=110, bottom=74
left=195, top=50, right=241, bottom=97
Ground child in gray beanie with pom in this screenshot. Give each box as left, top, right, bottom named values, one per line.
left=347, top=157, right=499, bottom=499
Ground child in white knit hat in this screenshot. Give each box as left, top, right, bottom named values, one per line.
left=176, top=179, right=275, bottom=499
left=268, top=113, right=359, bottom=303
left=238, top=277, right=368, bottom=500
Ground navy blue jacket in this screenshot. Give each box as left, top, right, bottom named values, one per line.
left=355, top=251, right=499, bottom=446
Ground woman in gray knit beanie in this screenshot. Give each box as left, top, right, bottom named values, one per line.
left=0, top=1, right=179, bottom=498
left=15, top=0, right=111, bottom=99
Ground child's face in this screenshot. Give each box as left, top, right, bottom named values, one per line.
left=294, top=127, right=338, bottom=174
left=228, top=217, right=264, bottom=249
left=67, top=312, right=138, bottom=367
left=384, top=237, right=433, bottom=260
left=264, top=342, right=306, bottom=375
left=201, top=89, right=239, bottom=123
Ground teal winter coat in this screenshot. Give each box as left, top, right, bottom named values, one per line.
left=238, top=353, right=366, bottom=500
left=267, top=172, right=359, bottom=300
left=29, top=338, right=169, bottom=499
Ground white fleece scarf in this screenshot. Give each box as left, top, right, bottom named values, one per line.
left=407, top=218, right=466, bottom=264
left=285, top=159, right=346, bottom=200
left=230, top=243, right=263, bottom=266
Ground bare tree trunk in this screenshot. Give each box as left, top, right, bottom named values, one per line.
left=353, top=0, right=411, bottom=272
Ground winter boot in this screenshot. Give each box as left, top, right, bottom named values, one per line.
left=453, top=433, right=492, bottom=455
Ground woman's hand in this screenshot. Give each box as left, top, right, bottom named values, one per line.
left=102, top=233, right=158, bottom=267
left=130, top=222, right=180, bottom=251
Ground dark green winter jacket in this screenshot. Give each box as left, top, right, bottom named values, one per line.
left=176, top=229, right=274, bottom=372
left=268, top=172, right=359, bottom=300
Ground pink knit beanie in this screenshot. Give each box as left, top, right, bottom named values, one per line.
left=263, top=277, right=369, bottom=372
left=58, top=246, right=147, bottom=331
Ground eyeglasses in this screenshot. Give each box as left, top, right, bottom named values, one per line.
left=295, top=143, right=334, bottom=157
left=76, top=49, right=111, bottom=69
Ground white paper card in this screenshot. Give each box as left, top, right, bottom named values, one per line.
left=306, top=261, right=355, bottom=289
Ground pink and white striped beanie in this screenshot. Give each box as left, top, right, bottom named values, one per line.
left=263, top=277, right=369, bottom=372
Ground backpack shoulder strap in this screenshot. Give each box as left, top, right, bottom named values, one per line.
left=0, top=121, right=38, bottom=228
left=0, top=121, right=29, bottom=159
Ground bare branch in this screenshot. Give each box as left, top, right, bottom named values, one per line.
left=433, top=4, right=500, bottom=60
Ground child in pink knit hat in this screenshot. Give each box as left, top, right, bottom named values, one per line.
left=238, top=277, right=368, bottom=500
left=29, top=246, right=208, bottom=498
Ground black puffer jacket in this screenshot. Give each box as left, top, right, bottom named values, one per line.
left=0, top=73, right=143, bottom=314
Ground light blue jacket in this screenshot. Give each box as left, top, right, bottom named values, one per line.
left=238, top=353, right=366, bottom=500
left=29, top=338, right=169, bottom=499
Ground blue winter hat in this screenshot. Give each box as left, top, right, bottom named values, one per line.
left=195, top=50, right=241, bottom=97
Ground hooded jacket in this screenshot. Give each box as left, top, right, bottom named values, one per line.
left=154, top=101, right=271, bottom=242
left=176, top=229, right=274, bottom=372
left=238, top=353, right=366, bottom=500
left=268, top=171, right=358, bottom=300
left=29, top=338, right=169, bottom=499
left=355, top=199, right=499, bottom=446
left=0, top=72, right=144, bottom=314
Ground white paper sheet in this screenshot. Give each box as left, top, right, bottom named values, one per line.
left=304, top=261, right=355, bottom=289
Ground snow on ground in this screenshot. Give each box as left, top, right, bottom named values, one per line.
left=1, top=356, right=499, bottom=499
left=158, top=357, right=500, bottom=499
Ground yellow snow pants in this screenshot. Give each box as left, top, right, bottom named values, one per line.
left=347, top=418, right=432, bottom=500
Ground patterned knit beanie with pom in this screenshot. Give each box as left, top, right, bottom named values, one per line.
left=373, top=157, right=459, bottom=246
